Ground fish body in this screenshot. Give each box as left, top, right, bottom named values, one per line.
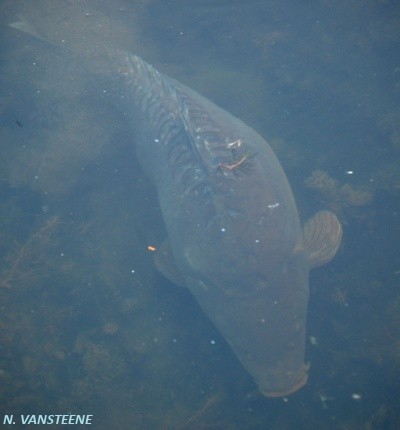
left=120, top=55, right=342, bottom=396
left=10, top=16, right=342, bottom=397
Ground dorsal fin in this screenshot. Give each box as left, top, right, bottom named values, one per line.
left=122, top=54, right=182, bottom=124
left=303, top=211, right=342, bottom=269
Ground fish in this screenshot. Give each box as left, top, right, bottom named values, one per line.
left=9, top=15, right=342, bottom=396
left=119, top=54, right=342, bottom=397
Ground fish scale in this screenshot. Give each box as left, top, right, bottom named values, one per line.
left=123, top=55, right=213, bottom=200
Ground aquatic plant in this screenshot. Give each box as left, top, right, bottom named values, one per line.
left=0, top=216, right=60, bottom=288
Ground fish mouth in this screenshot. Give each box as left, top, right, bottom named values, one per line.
left=260, top=363, right=309, bottom=398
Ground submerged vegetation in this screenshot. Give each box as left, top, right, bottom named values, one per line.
left=304, top=169, right=374, bottom=220
left=0, top=216, right=60, bottom=289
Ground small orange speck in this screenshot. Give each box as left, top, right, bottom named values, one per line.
left=147, top=245, right=157, bottom=252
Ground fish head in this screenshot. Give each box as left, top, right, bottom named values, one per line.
left=181, top=217, right=310, bottom=398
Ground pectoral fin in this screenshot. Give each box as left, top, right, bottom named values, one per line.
left=303, top=211, right=342, bottom=269
left=154, top=239, right=187, bottom=287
